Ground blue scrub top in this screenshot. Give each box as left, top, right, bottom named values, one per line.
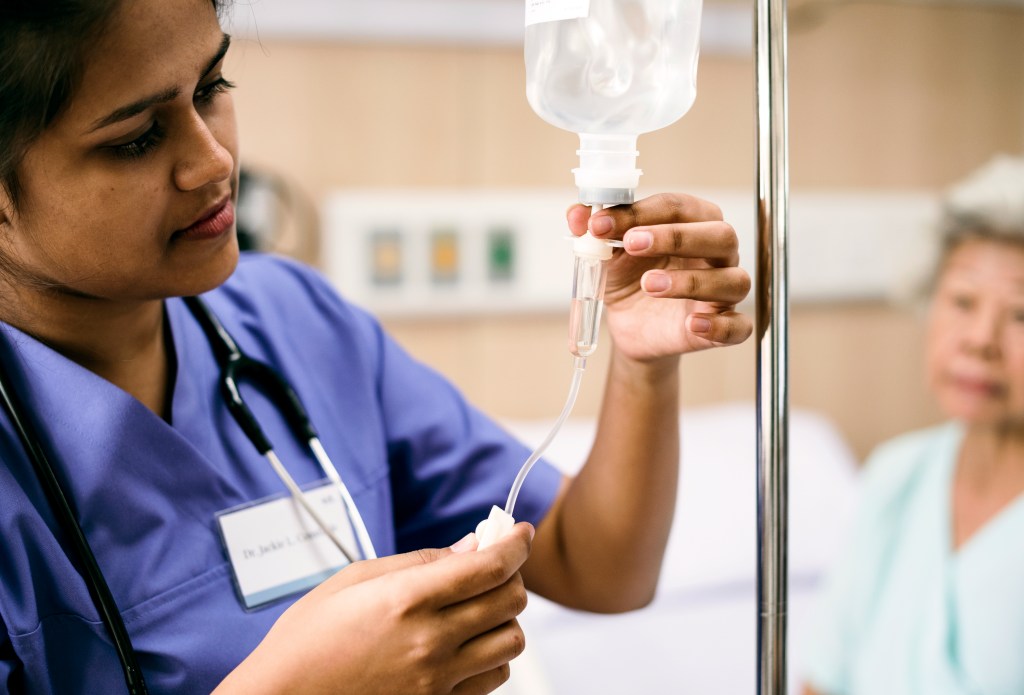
left=0, top=254, right=563, bottom=694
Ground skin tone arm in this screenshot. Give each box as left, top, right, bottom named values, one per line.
left=523, top=194, right=752, bottom=612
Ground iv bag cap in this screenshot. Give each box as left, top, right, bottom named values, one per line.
left=573, top=133, right=642, bottom=206
left=578, top=187, right=635, bottom=206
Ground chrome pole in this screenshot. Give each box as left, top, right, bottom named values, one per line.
left=755, top=0, right=790, bottom=689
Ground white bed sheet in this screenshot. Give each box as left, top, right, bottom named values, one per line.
left=496, top=402, right=861, bottom=695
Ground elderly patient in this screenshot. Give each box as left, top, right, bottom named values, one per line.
left=803, top=155, right=1024, bottom=695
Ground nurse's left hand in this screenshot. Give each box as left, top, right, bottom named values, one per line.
left=567, top=193, right=753, bottom=364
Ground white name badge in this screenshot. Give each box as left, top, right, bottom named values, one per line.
left=217, top=482, right=359, bottom=609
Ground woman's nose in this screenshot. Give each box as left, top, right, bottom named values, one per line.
left=961, top=305, right=1002, bottom=360
left=173, top=114, right=234, bottom=192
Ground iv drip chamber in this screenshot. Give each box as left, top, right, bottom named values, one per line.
left=569, top=232, right=613, bottom=358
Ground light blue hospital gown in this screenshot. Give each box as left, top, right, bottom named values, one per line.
left=805, top=422, right=1024, bottom=695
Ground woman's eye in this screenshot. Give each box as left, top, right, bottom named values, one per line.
left=194, top=76, right=236, bottom=107
left=108, top=122, right=165, bottom=160
left=950, top=293, right=974, bottom=312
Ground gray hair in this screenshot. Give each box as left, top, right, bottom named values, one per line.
left=892, top=154, right=1024, bottom=306
left=938, top=153, right=1024, bottom=258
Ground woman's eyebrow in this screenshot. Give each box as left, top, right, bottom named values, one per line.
left=86, top=33, right=232, bottom=134
left=87, top=86, right=180, bottom=133
left=201, top=33, right=232, bottom=81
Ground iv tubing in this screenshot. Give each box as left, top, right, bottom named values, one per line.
left=503, top=204, right=608, bottom=517
left=504, top=355, right=587, bottom=517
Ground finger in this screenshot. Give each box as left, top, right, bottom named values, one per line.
left=687, top=310, right=754, bottom=347
left=454, top=620, right=526, bottom=688
left=640, top=267, right=751, bottom=304
left=442, top=572, right=527, bottom=642
left=451, top=664, right=512, bottom=695
left=575, top=192, right=725, bottom=240
left=324, top=546, right=452, bottom=591
left=450, top=532, right=480, bottom=554
left=622, top=221, right=739, bottom=267
left=566, top=203, right=592, bottom=236
left=398, top=523, right=534, bottom=609
left=309, top=547, right=451, bottom=596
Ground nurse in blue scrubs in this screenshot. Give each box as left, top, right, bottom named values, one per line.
left=803, top=155, right=1024, bottom=695
left=0, top=1, right=753, bottom=693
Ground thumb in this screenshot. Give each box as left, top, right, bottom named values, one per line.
left=322, top=547, right=452, bottom=591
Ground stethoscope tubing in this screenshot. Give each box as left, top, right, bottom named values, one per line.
left=0, top=353, right=149, bottom=695
left=184, top=296, right=373, bottom=562
left=0, top=296, right=377, bottom=693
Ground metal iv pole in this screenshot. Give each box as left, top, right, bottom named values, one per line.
left=755, top=0, right=790, bottom=689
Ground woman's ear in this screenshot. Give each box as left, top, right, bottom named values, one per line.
left=0, top=194, right=12, bottom=229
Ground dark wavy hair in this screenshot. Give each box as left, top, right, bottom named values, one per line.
left=0, top=0, right=226, bottom=209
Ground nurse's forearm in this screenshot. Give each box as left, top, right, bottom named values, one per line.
left=523, top=348, right=680, bottom=612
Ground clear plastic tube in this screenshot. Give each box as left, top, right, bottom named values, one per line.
left=504, top=355, right=587, bottom=517
left=504, top=205, right=616, bottom=518
left=569, top=257, right=608, bottom=357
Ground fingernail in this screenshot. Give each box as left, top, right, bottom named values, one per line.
left=624, top=229, right=652, bottom=252
left=689, top=317, right=712, bottom=333
left=642, top=272, right=670, bottom=293
left=589, top=216, right=613, bottom=236
left=450, top=533, right=478, bottom=553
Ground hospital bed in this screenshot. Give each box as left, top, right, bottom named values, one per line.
left=496, top=402, right=861, bottom=695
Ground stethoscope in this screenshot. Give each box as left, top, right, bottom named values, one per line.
left=0, top=295, right=376, bottom=695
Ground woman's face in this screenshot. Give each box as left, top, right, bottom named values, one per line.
left=0, top=0, right=239, bottom=305
left=926, top=237, right=1024, bottom=428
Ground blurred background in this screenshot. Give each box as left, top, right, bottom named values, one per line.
left=217, top=1, right=1024, bottom=691
left=221, top=0, right=1023, bottom=462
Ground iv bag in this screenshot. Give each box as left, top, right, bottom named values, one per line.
left=524, top=0, right=704, bottom=204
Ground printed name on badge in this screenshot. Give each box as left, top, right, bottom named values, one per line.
left=217, top=482, right=359, bottom=609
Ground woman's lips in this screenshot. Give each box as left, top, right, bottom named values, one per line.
left=176, top=199, right=234, bottom=240
left=950, top=374, right=1004, bottom=398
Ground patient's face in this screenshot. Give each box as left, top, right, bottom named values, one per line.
left=926, top=238, right=1024, bottom=428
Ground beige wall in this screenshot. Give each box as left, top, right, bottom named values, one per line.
left=225, top=3, right=1023, bottom=460
left=379, top=301, right=944, bottom=461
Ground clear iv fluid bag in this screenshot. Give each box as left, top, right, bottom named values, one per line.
left=525, top=0, right=703, bottom=204
left=525, top=0, right=702, bottom=137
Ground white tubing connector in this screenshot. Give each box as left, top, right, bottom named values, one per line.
left=475, top=505, right=516, bottom=550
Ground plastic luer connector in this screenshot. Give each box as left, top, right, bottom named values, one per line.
left=475, top=505, right=516, bottom=550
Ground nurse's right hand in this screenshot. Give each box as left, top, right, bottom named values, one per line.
left=213, top=522, right=534, bottom=695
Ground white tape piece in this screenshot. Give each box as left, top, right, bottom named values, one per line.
left=525, top=0, right=590, bottom=27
